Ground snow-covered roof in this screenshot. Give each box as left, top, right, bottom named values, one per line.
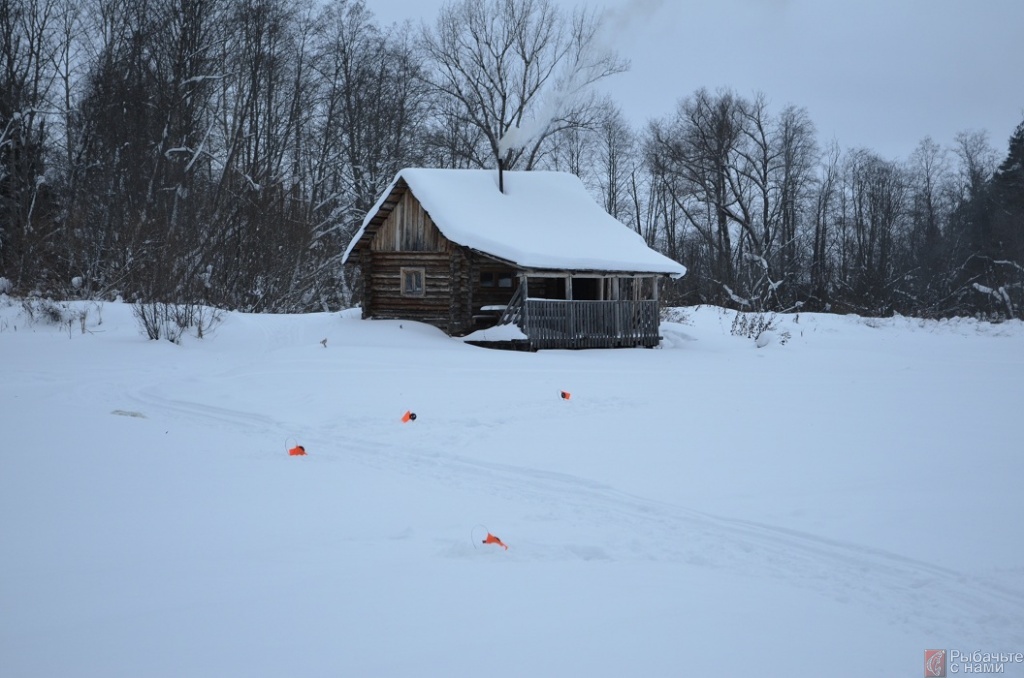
left=343, top=168, right=686, bottom=278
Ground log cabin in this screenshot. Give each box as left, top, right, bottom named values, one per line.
left=342, top=168, right=686, bottom=349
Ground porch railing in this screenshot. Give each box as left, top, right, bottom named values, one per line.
left=519, top=299, right=660, bottom=349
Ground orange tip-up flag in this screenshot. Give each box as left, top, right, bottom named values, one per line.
left=289, top=445, right=307, bottom=456
left=401, top=410, right=417, bottom=423
left=560, top=391, right=571, bottom=400
left=482, top=532, right=508, bottom=550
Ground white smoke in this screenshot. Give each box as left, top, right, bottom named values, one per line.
left=601, top=0, right=669, bottom=38
left=498, top=89, right=575, bottom=158
left=497, top=0, right=667, bottom=158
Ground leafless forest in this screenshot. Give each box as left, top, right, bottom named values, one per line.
left=2, top=0, right=1022, bottom=317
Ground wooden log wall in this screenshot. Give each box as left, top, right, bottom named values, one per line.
left=475, top=270, right=517, bottom=305
left=365, top=251, right=453, bottom=329
left=361, top=189, right=474, bottom=334
left=448, top=248, right=473, bottom=336
left=362, top=247, right=506, bottom=336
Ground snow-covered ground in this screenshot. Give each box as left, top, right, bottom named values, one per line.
left=1, top=299, right=1022, bottom=677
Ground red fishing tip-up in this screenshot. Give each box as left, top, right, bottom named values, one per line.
left=482, top=532, right=508, bottom=550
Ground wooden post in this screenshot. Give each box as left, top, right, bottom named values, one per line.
left=520, top=273, right=529, bottom=341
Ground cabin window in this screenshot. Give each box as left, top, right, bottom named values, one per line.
left=401, top=267, right=425, bottom=297
left=571, top=277, right=601, bottom=300
left=480, top=271, right=513, bottom=288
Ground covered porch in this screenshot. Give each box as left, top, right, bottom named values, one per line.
left=485, top=272, right=664, bottom=350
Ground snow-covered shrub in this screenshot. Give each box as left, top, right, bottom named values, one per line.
left=21, top=298, right=72, bottom=326
left=660, top=306, right=691, bottom=324
left=132, top=301, right=222, bottom=343
left=731, top=311, right=790, bottom=346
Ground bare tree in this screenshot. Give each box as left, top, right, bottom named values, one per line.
left=952, top=129, right=997, bottom=205
left=68, top=0, right=169, bottom=297
left=64, top=0, right=229, bottom=302
left=904, top=136, right=954, bottom=310
left=649, top=89, right=747, bottom=303
left=0, top=0, right=63, bottom=289
left=48, top=0, right=85, bottom=179
left=193, top=0, right=310, bottom=310
left=724, top=97, right=817, bottom=308
left=548, top=96, right=634, bottom=219
left=774, top=104, right=818, bottom=285
left=419, top=0, right=626, bottom=170
left=593, top=99, right=635, bottom=223
left=836, top=149, right=908, bottom=312
left=810, top=140, right=840, bottom=306
left=316, top=1, right=427, bottom=217
left=300, top=0, right=429, bottom=309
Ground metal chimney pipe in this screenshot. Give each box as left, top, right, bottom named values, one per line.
left=498, top=157, right=505, bottom=194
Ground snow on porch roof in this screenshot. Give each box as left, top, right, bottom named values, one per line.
left=343, top=168, right=687, bottom=278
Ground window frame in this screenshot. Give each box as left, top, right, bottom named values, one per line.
left=479, top=269, right=514, bottom=289
left=400, top=267, right=425, bottom=297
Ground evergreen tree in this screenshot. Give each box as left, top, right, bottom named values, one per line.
left=989, top=120, right=1024, bottom=259
left=982, top=120, right=1024, bottom=316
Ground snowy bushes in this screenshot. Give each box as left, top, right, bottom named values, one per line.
left=132, top=302, right=221, bottom=343
left=731, top=310, right=791, bottom=346
left=16, top=298, right=100, bottom=336
left=21, top=298, right=71, bottom=325
left=660, top=306, right=691, bottom=324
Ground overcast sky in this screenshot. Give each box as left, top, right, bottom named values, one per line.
left=369, top=0, right=1024, bottom=161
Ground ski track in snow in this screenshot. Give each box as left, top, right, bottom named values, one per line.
left=129, top=380, right=1023, bottom=649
